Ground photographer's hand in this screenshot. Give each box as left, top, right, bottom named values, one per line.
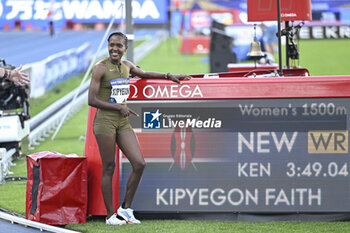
left=7, top=65, right=30, bottom=86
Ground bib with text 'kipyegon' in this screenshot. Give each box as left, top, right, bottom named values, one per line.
left=109, top=78, right=130, bottom=104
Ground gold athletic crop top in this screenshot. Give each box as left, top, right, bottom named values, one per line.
left=97, top=58, right=130, bottom=104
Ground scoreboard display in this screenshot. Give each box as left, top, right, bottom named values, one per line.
left=121, top=98, right=349, bottom=212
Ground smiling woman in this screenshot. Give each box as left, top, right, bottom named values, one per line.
left=87, top=31, right=191, bottom=226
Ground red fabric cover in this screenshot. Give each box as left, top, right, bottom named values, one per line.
left=26, top=151, right=87, bottom=225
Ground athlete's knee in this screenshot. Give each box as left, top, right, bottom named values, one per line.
left=133, top=159, right=146, bottom=174
left=102, top=162, right=115, bottom=176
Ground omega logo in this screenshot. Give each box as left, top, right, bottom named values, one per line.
left=130, top=84, right=203, bottom=99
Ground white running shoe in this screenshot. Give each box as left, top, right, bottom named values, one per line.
left=106, top=213, right=126, bottom=225
left=117, top=206, right=141, bottom=224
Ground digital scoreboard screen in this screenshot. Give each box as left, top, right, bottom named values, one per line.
left=120, top=98, right=349, bottom=212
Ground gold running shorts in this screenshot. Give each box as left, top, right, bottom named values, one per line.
left=93, top=109, right=133, bottom=135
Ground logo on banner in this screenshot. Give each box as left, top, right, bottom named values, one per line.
left=142, top=108, right=222, bottom=129
left=308, top=130, right=348, bottom=154
left=130, top=84, right=203, bottom=99
left=0, top=0, right=164, bottom=21
left=143, top=109, right=162, bottom=129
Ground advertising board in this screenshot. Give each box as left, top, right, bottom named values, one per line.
left=115, top=77, right=350, bottom=212
left=0, top=0, right=167, bottom=29
left=120, top=98, right=349, bottom=212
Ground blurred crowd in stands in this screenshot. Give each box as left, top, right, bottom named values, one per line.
left=2, top=20, right=108, bottom=31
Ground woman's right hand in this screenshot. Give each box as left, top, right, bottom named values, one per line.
left=120, top=105, right=139, bottom=118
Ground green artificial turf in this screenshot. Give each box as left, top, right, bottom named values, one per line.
left=137, top=36, right=209, bottom=75
left=29, top=73, right=88, bottom=117
left=275, top=39, right=350, bottom=76
left=297, top=39, right=350, bottom=76
left=67, top=219, right=350, bottom=233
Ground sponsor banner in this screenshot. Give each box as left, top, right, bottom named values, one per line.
left=0, top=0, right=167, bottom=30
left=296, top=24, right=350, bottom=40
left=140, top=106, right=346, bottom=132
left=26, top=42, right=91, bottom=98
left=310, top=1, right=350, bottom=10
left=128, top=76, right=350, bottom=100
left=120, top=98, right=350, bottom=212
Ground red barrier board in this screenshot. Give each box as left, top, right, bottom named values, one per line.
left=118, top=75, right=350, bottom=213
left=247, top=0, right=312, bottom=22
left=84, top=74, right=350, bottom=214
left=180, top=36, right=210, bottom=54
left=26, top=151, right=87, bottom=225
left=128, top=75, right=350, bottom=100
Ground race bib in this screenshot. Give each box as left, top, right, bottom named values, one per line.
left=109, top=78, right=130, bottom=103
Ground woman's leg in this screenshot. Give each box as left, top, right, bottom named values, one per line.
left=116, top=130, right=146, bottom=208
left=95, top=133, right=117, bottom=218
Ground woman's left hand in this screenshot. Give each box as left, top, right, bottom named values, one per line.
left=167, top=73, right=191, bottom=85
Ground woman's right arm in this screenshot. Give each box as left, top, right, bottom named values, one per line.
left=88, top=63, right=137, bottom=117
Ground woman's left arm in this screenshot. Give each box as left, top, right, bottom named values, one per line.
left=125, top=60, right=191, bottom=85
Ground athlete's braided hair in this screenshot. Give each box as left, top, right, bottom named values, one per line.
left=108, top=32, right=128, bottom=46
